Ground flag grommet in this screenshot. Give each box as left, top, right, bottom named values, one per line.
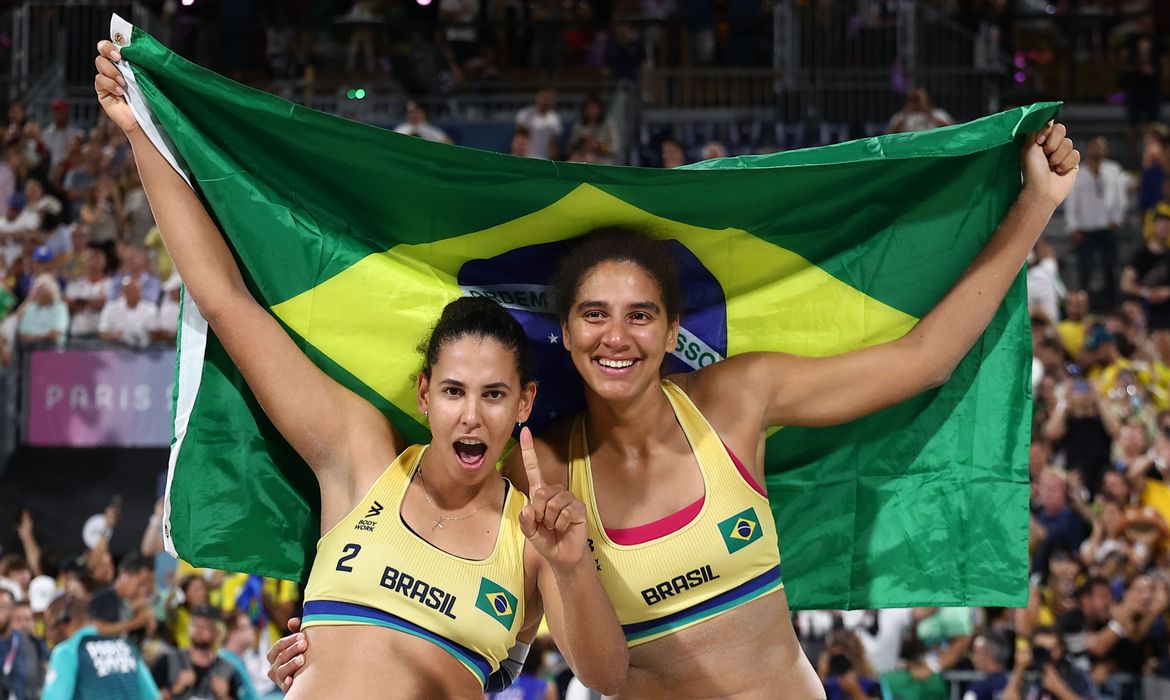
left=113, top=31, right=126, bottom=45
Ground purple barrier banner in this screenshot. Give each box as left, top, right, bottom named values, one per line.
left=26, top=348, right=175, bottom=447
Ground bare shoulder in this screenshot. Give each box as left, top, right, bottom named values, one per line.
left=502, top=416, right=573, bottom=493
left=669, top=353, right=791, bottom=418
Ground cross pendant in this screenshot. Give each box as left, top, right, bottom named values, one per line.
left=432, top=519, right=444, bottom=531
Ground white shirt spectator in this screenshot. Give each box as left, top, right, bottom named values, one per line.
left=98, top=297, right=157, bottom=349
left=65, top=275, right=110, bottom=337
left=0, top=209, right=39, bottom=265
left=842, top=608, right=915, bottom=675
left=1027, top=255, right=1065, bottom=324
left=515, top=107, right=563, bottom=160
left=1064, top=159, right=1127, bottom=232
left=394, top=121, right=451, bottom=144
left=41, top=122, right=83, bottom=168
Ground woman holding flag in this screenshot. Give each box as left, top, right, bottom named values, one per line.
left=272, top=124, right=1080, bottom=696
left=94, top=40, right=627, bottom=700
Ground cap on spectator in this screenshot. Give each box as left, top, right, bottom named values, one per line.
left=191, top=603, right=220, bottom=621
left=7, top=192, right=25, bottom=210
left=51, top=98, right=68, bottom=111
left=1085, top=325, right=1116, bottom=351
left=27, top=575, right=55, bottom=613
left=32, top=245, right=53, bottom=263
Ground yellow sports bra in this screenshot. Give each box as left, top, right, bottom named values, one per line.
left=568, top=380, right=783, bottom=647
left=302, top=444, right=528, bottom=687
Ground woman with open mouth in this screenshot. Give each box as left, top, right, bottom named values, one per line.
left=272, top=123, right=1079, bottom=698
left=94, top=39, right=627, bottom=700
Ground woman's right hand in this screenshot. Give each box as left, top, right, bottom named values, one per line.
left=266, top=616, right=307, bottom=692
left=93, top=40, right=138, bottom=135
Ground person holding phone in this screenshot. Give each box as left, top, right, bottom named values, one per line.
left=1003, top=627, right=1096, bottom=700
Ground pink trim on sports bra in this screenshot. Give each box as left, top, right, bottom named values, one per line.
left=601, top=445, right=766, bottom=545
left=606, top=495, right=705, bottom=545
left=724, top=442, right=767, bottom=497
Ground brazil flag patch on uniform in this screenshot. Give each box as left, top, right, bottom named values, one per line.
left=475, top=578, right=518, bottom=630
left=718, top=508, right=763, bottom=554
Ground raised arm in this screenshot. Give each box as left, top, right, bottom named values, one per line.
left=695, top=123, right=1079, bottom=429
left=94, top=41, right=396, bottom=490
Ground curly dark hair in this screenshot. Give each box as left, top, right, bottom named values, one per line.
left=551, top=227, right=681, bottom=323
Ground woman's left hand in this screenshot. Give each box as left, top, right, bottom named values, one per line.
left=1022, top=121, right=1079, bottom=208
left=517, top=427, right=589, bottom=567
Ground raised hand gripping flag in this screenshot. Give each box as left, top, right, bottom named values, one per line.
left=110, top=15, right=1045, bottom=609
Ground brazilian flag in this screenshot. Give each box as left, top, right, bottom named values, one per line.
left=112, top=16, right=1044, bottom=609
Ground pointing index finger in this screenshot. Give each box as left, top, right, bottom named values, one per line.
left=519, top=427, right=543, bottom=498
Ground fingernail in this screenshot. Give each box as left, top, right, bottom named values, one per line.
left=296, top=633, right=304, bottom=642
left=295, top=655, right=304, bottom=665
left=297, top=640, right=306, bottom=650
left=115, top=87, right=125, bottom=96
left=1037, top=134, right=1047, bottom=145
left=111, top=51, right=121, bottom=61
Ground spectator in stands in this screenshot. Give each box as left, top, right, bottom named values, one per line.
left=700, top=141, right=727, bottom=161
left=168, top=575, right=210, bottom=651
left=50, top=133, right=83, bottom=191
left=10, top=598, right=47, bottom=694
left=1028, top=239, right=1064, bottom=324
left=0, top=193, right=38, bottom=268
left=1057, top=577, right=1117, bottom=673
left=393, top=101, right=452, bottom=145
left=79, top=175, right=122, bottom=251
left=218, top=610, right=260, bottom=700
left=41, top=98, right=83, bottom=169
left=1032, top=469, right=1089, bottom=575
left=566, top=94, right=619, bottom=165
left=914, top=607, right=974, bottom=672
left=661, top=137, right=686, bottom=168
left=964, top=630, right=1010, bottom=700
left=510, top=125, right=531, bottom=158
left=42, top=593, right=159, bottom=699
left=1121, top=203, right=1170, bottom=363
left=64, top=247, right=110, bottom=340
left=1004, top=626, right=1095, bottom=700
left=515, top=89, right=562, bottom=160
left=819, top=629, right=880, bottom=699
left=1057, top=290, right=1090, bottom=360
left=110, top=245, right=160, bottom=304
left=1097, top=573, right=1170, bottom=679
left=87, top=552, right=155, bottom=644
left=879, top=633, right=946, bottom=700
left=1138, top=124, right=1169, bottom=238
left=63, top=145, right=101, bottom=216
left=24, top=177, right=62, bottom=231
left=439, top=0, right=479, bottom=68
left=0, top=555, right=31, bottom=601
left=119, top=161, right=154, bottom=248
left=1119, top=14, right=1165, bottom=137
left=603, top=21, right=647, bottom=85
left=17, top=274, right=68, bottom=348
left=887, top=88, right=954, bottom=134
left=151, top=604, right=244, bottom=700
left=99, top=275, right=158, bottom=349
left=0, top=589, right=40, bottom=700
left=153, top=273, right=181, bottom=345
left=1065, top=136, right=1126, bottom=309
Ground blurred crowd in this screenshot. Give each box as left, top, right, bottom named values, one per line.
left=0, top=98, right=179, bottom=367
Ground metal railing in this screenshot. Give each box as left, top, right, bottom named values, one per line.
left=10, top=1, right=160, bottom=111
